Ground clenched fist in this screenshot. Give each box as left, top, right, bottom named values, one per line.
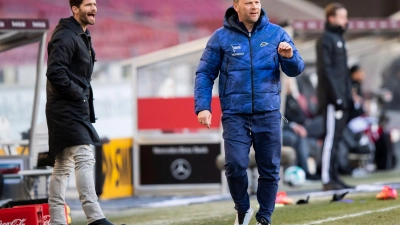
left=278, top=42, right=293, bottom=58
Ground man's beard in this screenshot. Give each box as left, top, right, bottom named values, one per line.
left=79, top=11, right=94, bottom=25
left=244, top=15, right=259, bottom=24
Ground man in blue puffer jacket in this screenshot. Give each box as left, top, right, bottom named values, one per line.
left=194, top=0, right=304, bottom=224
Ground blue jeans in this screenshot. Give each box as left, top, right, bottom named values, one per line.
left=282, top=129, right=310, bottom=174
left=222, top=110, right=281, bottom=223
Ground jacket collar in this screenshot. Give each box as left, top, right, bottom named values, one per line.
left=325, top=22, right=346, bottom=35
left=55, top=16, right=90, bottom=36
left=223, top=6, right=269, bottom=35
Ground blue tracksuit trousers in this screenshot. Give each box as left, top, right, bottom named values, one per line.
left=222, top=110, right=281, bottom=223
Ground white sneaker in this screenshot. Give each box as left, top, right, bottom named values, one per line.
left=234, top=207, right=254, bottom=225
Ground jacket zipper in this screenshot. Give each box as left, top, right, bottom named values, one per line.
left=223, top=58, right=229, bottom=96
left=248, top=32, right=254, bottom=114
left=341, top=36, right=351, bottom=103
left=79, top=32, right=92, bottom=56
left=79, top=32, right=92, bottom=79
left=233, top=26, right=255, bottom=113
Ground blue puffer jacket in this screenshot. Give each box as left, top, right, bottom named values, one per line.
left=195, top=7, right=305, bottom=114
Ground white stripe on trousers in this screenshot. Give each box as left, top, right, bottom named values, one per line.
left=322, top=104, right=335, bottom=184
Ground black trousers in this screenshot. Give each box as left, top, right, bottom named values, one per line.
left=321, top=104, right=349, bottom=184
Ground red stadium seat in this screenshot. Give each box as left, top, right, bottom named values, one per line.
left=0, top=0, right=227, bottom=64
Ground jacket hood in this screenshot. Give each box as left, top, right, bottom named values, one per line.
left=53, top=17, right=89, bottom=36
left=223, top=6, right=269, bottom=33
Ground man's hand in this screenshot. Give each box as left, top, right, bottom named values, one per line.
left=198, top=110, right=212, bottom=129
left=291, top=123, right=307, bottom=137
left=352, top=89, right=363, bottom=104
left=278, top=42, right=293, bottom=58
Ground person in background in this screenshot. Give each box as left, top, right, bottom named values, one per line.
left=316, top=2, right=354, bottom=191
left=283, top=78, right=321, bottom=181
left=349, top=65, right=365, bottom=120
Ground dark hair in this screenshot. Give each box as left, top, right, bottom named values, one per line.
left=350, top=65, right=360, bottom=74
left=325, top=3, right=345, bottom=20
left=69, top=0, right=84, bottom=10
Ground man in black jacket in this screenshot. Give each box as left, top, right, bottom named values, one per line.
left=316, top=3, right=353, bottom=190
left=46, top=0, right=113, bottom=224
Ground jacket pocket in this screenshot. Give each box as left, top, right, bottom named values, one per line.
left=274, top=55, right=278, bottom=68
left=74, top=98, right=87, bottom=103
left=264, top=49, right=278, bottom=69
left=273, top=56, right=280, bottom=92
left=275, top=69, right=280, bottom=93
left=73, top=98, right=90, bottom=116
left=223, top=58, right=229, bottom=96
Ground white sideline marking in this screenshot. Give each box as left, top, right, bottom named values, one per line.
left=298, top=205, right=400, bottom=225
left=141, top=194, right=230, bottom=208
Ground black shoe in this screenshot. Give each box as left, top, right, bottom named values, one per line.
left=323, top=181, right=346, bottom=191
left=88, top=218, right=114, bottom=225
left=306, top=173, right=321, bottom=181
left=331, top=191, right=349, bottom=202
left=256, top=217, right=271, bottom=225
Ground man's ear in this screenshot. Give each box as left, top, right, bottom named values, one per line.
left=233, top=3, right=239, bottom=12
left=71, top=6, right=79, bottom=16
